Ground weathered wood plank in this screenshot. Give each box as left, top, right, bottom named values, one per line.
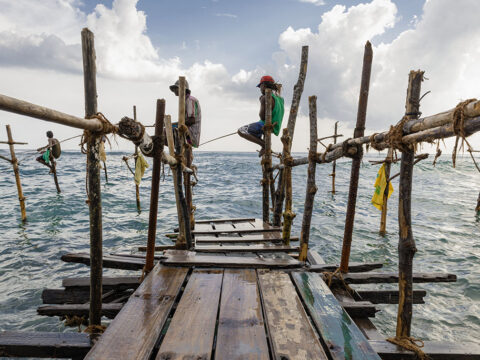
left=310, top=262, right=383, bottom=273
left=356, top=289, right=427, bottom=304
left=215, top=269, right=269, bottom=360
left=292, top=272, right=381, bottom=360
left=341, top=301, right=378, bottom=318
left=258, top=270, right=328, bottom=360
left=353, top=318, right=384, bottom=341
left=85, top=265, right=188, bottom=360
left=156, top=269, right=223, bottom=360
left=62, top=276, right=140, bottom=290
left=195, top=244, right=299, bottom=253
left=307, top=249, right=325, bottom=265
left=370, top=340, right=480, bottom=359
left=162, top=251, right=302, bottom=269
left=192, top=227, right=281, bottom=235
left=42, top=288, right=90, bottom=304
left=61, top=252, right=147, bottom=270
left=194, top=235, right=299, bottom=243
left=195, top=217, right=257, bottom=224
left=37, top=303, right=122, bottom=319
left=323, top=272, right=456, bottom=284
left=0, top=331, right=91, bottom=359
left=138, top=245, right=176, bottom=252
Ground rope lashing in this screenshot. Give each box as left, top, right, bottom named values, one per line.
left=386, top=336, right=430, bottom=360
left=368, top=132, right=383, bottom=151
left=386, top=116, right=412, bottom=153
left=262, top=123, right=274, bottom=132
left=84, top=324, right=107, bottom=335
left=321, top=268, right=355, bottom=296
left=283, top=156, right=294, bottom=167
left=452, top=98, right=477, bottom=168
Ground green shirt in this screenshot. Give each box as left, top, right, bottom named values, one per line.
left=260, top=94, right=285, bottom=136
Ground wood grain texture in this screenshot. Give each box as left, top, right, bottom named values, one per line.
left=292, top=271, right=381, bottom=360
left=323, top=272, right=456, bottom=284
left=37, top=303, right=122, bottom=319
left=84, top=265, right=188, bottom=360
left=63, top=276, right=140, bottom=290
left=195, top=244, right=299, bottom=253
left=309, top=262, right=383, bottom=273
left=258, top=270, right=328, bottom=360
left=192, top=228, right=281, bottom=235
left=215, top=269, right=269, bottom=360
left=195, top=217, right=257, bottom=224
left=156, top=269, right=223, bottom=360
left=61, top=252, right=146, bottom=270
left=195, top=235, right=298, bottom=243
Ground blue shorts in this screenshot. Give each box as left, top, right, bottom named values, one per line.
left=241, top=121, right=264, bottom=139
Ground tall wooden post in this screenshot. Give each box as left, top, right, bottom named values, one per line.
left=396, top=70, right=423, bottom=338
left=262, top=88, right=273, bottom=223
left=299, top=96, right=318, bottom=262
left=273, top=45, right=309, bottom=226
left=82, top=28, right=102, bottom=327
left=330, top=121, right=338, bottom=194
left=476, top=191, right=480, bottom=212
left=51, top=159, right=61, bottom=193
left=339, top=41, right=373, bottom=273
left=184, top=144, right=194, bottom=229
left=133, top=106, right=141, bottom=212
left=281, top=128, right=295, bottom=244
left=379, top=148, right=393, bottom=235
left=6, top=125, right=26, bottom=221
left=144, top=99, right=165, bottom=273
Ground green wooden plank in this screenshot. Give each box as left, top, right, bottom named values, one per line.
left=292, top=272, right=381, bottom=360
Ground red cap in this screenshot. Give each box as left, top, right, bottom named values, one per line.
left=257, top=75, right=274, bottom=87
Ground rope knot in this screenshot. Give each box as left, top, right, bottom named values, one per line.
left=284, top=156, right=294, bottom=167
left=386, top=336, right=430, bottom=360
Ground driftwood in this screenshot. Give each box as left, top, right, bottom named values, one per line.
left=262, top=89, right=273, bottom=223
left=340, top=41, right=373, bottom=273
left=272, top=45, right=308, bottom=226
left=299, top=96, right=318, bottom=262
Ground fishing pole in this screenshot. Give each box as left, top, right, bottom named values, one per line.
left=199, top=131, right=237, bottom=147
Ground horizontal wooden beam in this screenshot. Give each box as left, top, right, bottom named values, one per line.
left=309, top=262, right=383, bottom=273
left=0, top=140, right=28, bottom=145
left=194, top=236, right=299, bottom=243
left=138, top=245, right=176, bottom=252
left=62, top=276, right=140, bottom=290
left=61, top=253, right=150, bottom=270
left=192, top=228, right=282, bottom=235
left=0, top=331, right=91, bottom=359
left=324, top=272, right=456, bottom=284
left=341, top=301, right=378, bottom=318
left=194, top=244, right=300, bottom=253
left=37, top=303, right=122, bottom=319
left=370, top=340, right=480, bottom=359
left=195, top=217, right=257, bottom=224
left=355, top=289, right=426, bottom=304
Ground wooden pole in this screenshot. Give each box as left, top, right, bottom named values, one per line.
left=272, top=45, right=309, bottom=226
left=339, top=41, right=373, bottom=273
left=82, top=28, right=102, bottom=328
left=262, top=88, right=273, bottom=223
left=476, top=191, right=480, bottom=212
left=299, top=96, right=318, bottom=262
left=396, top=70, right=423, bottom=339
left=281, top=128, right=295, bottom=245
left=379, top=148, right=393, bottom=236
left=5, top=125, right=26, bottom=221
left=144, top=99, right=165, bottom=273
left=330, top=121, right=338, bottom=194
left=51, top=158, right=61, bottom=193
left=184, top=144, right=194, bottom=229
left=133, top=106, right=141, bottom=212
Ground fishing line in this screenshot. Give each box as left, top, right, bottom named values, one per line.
left=199, top=131, right=237, bottom=147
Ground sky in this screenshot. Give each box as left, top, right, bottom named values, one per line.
left=0, top=0, right=479, bottom=154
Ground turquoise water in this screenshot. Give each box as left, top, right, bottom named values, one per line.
left=0, top=150, right=478, bottom=344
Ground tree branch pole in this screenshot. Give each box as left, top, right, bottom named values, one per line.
left=82, top=28, right=102, bottom=328
left=281, top=128, right=295, bottom=244
left=144, top=99, right=165, bottom=273
left=330, top=121, right=339, bottom=194
left=396, top=70, right=423, bottom=339
left=340, top=41, right=373, bottom=273
left=5, top=125, right=26, bottom=221
left=476, top=192, right=480, bottom=212
left=272, top=45, right=309, bottom=226
left=262, top=88, right=273, bottom=223
left=299, top=96, right=318, bottom=262
left=379, top=148, right=393, bottom=236
left=51, top=158, right=61, bottom=193
left=133, top=105, right=141, bottom=212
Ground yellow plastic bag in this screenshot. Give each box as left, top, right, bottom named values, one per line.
left=134, top=151, right=149, bottom=185
left=371, top=164, right=393, bottom=210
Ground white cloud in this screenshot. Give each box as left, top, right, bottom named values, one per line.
left=215, top=13, right=238, bottom=18
left=298, top=0, right=325, bottom=6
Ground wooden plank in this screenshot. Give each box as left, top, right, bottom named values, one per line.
left=195, top=235, right=299, bottom=243
left=310, top=262, right=383, bottom=273
left=138, top=245, right=175, bottom=252
left=258, top=270, right=328, bottom=359
left=292, top=272, right=381, bottom=360
left=353, top=318, right=384, bottom=341
left=42, top=288, right=133, bottom=305
left=63, top=276, right=140, bottom=290
left=85, top=265, right=188, bottom=360
left=61, top=252, right=147, bottom=270
left=356, top=290, right=427, bottom=304
left=307, top=249, right=325, bottom=265
left=162, top=251, right=302, bottom=269
left=156, top=269, right=223, bottom=360
left=341, top=301, right=378, bottom=318
left=195, top=244, right=299, bottom=253
left=0, top=331, right=91, bottom=359
left=37, top=303, right=122, bottom=319
left=369, top=340, right=480, bottom=360
left=195, top=217, right=257, bottom=224
left=215, top=269, right=269, bottom=360
left=323, top=272, right=456, bottom=285
left=192, top=227, right=281, bottom=235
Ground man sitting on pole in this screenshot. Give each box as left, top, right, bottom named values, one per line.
left=36, top=131, right=61, bottom=171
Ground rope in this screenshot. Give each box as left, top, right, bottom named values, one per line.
left=452, top=98, right=477, bottom=168
left=322, top=268, right=355, bottom=296
left=368, top=132, right=383, bottom=151
left=386, top=336, right=430, bottom=360
left=84, top=324, right=107, bottom=335
left=199, top=132, right=237, bottom=147
left=386, top=116, right=411, bottom=153
left=432, top=139, right=442, bottom=167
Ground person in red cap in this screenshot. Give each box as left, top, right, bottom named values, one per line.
left=238, top=75, right=284, bottom=156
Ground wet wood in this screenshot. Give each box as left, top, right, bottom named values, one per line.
left=292, top=271, right=381, bottom=360
left=194, top=235, right=299, bottom=243
left=340, top=301, right=378, bottom=318
left=370, top=340, right=480, bottom=359
left=353, top=317, right=385, bottom=341
left=156, top=269, right=223, bottom=360
left=323, top=272, right=456, bottom=284
left=309, top=261, right=383, bottom=273
left=85, top=265, right=188, bottom=360
left=37, top=303, right=122, bottom=319
left=355, top=289, right=426, bottom=304
left=299, top=95, right=319, bottom=261
left=5, top=125, right=26, bottom=221
left=0, top=331, right=91, bottom=359
left=192, top=227, right=281, bottom=235
left=195, top=217, right=257, bottom=224
left=262, top=88, right=272, bottom=223
left=194, top=244, right=299, bottom=253
left=215, top=269, right=269, bottom=360
left=42, top=287, right=133, bottom=304
left=340, top=41, right=373, bottom=273
left=138, top=245, right=176, bottom=252
left=61, top=252, right=147, bottom=270
left=258, top=270, right=328, bottom=359
left=307, top=249, right=326, bottom=265
left=162, top=251, right=301, bottom=268
left=145, top=99, right=165, bottom=273
left=62, top=276, right=140, bottom=290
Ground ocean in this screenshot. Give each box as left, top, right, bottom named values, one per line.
left=0, top=150, right=478, bottom=344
